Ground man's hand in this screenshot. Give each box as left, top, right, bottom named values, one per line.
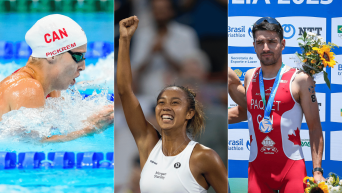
left=119, top=16, right=139, bottom=40
left=313, top=171, right=325, bottom=183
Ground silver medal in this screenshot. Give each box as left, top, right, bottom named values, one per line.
left=259, top=118, right=273, bottom=133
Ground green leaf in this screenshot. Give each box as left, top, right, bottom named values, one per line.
left=303, top=31, right=307, bottom=40
left=324, top=71, right=331, bottom=89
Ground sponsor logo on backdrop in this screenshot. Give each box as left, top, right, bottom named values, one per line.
left=275, top=17, right=326, bottom=47
left=331, top=19, right=342, bottom=47
left=228, top=138, right=251, bottom=151
left=338, top=25, right=342, bottom=38
left=228, top=17, right=260, bottom=47
left=301, top=139, right=310, bottom=147
left=298, top=27, right=323, bottom=36
left=228, top=129, right=250, bottom=160
left=228, top=138, right=244, bottom=150
left=283, top=24, right=296, bottom=39
left=234, top=69, right=243, bottom=78
left=228, top=26, right=246, bottom=38
left=229, top=0, right=333, bottom=4
left=231, top=67, right=254, bottom=82
left=246, top=140, right=251, bottom=150
left=248, top=27, right=253, bottom=38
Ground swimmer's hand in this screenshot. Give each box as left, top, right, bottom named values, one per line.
left=86, top=104, right=114, bottom=133
left=41, top=104, right=114, bottom=143
left=119, top=16, right=139, bottom=40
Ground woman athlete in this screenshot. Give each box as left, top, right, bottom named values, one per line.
left=117, top=16, right=227, bottom=193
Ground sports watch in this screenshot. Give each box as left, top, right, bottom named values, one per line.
left=312, top=167, right=324, bottom=175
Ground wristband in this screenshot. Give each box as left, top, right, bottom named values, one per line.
left=312, top=167, right=323, bottom=175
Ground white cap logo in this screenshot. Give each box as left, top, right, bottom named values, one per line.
left=25, top=14, right=87, bottom=58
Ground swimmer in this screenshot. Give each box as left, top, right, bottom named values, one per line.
left=0, top=14, right=113, bottom=142
left=117, top=16, right=227, bottom=192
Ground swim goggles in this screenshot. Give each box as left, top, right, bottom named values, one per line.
left=67, top=50, right=86, bottom=63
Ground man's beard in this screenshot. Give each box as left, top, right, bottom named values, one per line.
left=258, top=51, right=281, bottom=66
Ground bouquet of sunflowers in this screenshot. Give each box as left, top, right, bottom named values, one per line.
left=304, top=173, right=342, bottom=193
left=294, top=31, right=338, bottom=89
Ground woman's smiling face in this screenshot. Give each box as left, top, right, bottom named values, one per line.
left=155, top=87, right=194, bottom=130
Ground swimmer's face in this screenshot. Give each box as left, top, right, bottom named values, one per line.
left=155, top=87, right=194, bottom=131
left=52, top=44, right=87, bottom=90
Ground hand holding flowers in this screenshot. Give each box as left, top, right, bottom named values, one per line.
left=304, top=173, right=342, bottom=193
left=294, top=31, right=338, bottom=89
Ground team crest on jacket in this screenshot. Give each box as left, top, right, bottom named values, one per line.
left=260, top=136, right=278, bottom=154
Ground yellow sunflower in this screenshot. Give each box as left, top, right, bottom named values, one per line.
left=317, top=181, right=329, bottom=193
left=303, top=176, right=315, bottom=184
left=313, top=45, right=336, bottom=68
left=305, top=187, right=310, bottom=193
left=303, top=59, right=308, bottom=63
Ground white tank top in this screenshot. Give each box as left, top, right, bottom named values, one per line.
left=140, top=139, right=207, bottom=193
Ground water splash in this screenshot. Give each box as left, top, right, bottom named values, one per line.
left=76, top=52, right=114, bottom=94
left=0, top=54, right=114, bottom=144
left=0, top=86, right=113, bottom=143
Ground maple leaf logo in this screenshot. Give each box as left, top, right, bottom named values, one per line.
left=288, top=128, right=301, bottom=145
left=250, top=135, right=253, bottom=144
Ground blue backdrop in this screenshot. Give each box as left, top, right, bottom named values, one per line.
left=228, top=0, right=342, bottom=180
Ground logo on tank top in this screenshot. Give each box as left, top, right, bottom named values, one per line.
left=154, top=171, right=167, bottom=180
left=174, top=162, right=181, bottom=169
left=260, top=136, right=278, bottom=154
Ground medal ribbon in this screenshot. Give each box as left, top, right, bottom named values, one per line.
left=259, top=63, right=286, bottom=120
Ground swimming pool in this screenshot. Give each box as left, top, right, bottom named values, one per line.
left=0, top=13, right=114, bottom=193
left=0, top=54, right=114, bottom=192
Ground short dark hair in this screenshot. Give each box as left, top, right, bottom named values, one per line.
left=252, top=17, right=283, bottom=42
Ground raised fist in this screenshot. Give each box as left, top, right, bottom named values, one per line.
left=119, top=16, right=139, bottom=40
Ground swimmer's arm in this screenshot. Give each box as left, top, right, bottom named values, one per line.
left=7, top=79, right=45, bottom=110
left=228, top=67, right=246, bottom=109
left=41, top=130, right=87, bottom=143
left=192, top=147, right=227, bottom=193
left=41, top=126, right=103, bottom=143
left=117, top=16, right=159, bottom=165
left=41, top=104, right=114, bottom=143
left=297, top=72, right=324, bottom=181
left=228, top=105, right=247, bottom=124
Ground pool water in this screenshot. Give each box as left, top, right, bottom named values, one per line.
left=0, top=169, right=114, bottom=193
left=0, top=13, right=114, bottom=193
left=0, top=53, right=114, bottom=193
